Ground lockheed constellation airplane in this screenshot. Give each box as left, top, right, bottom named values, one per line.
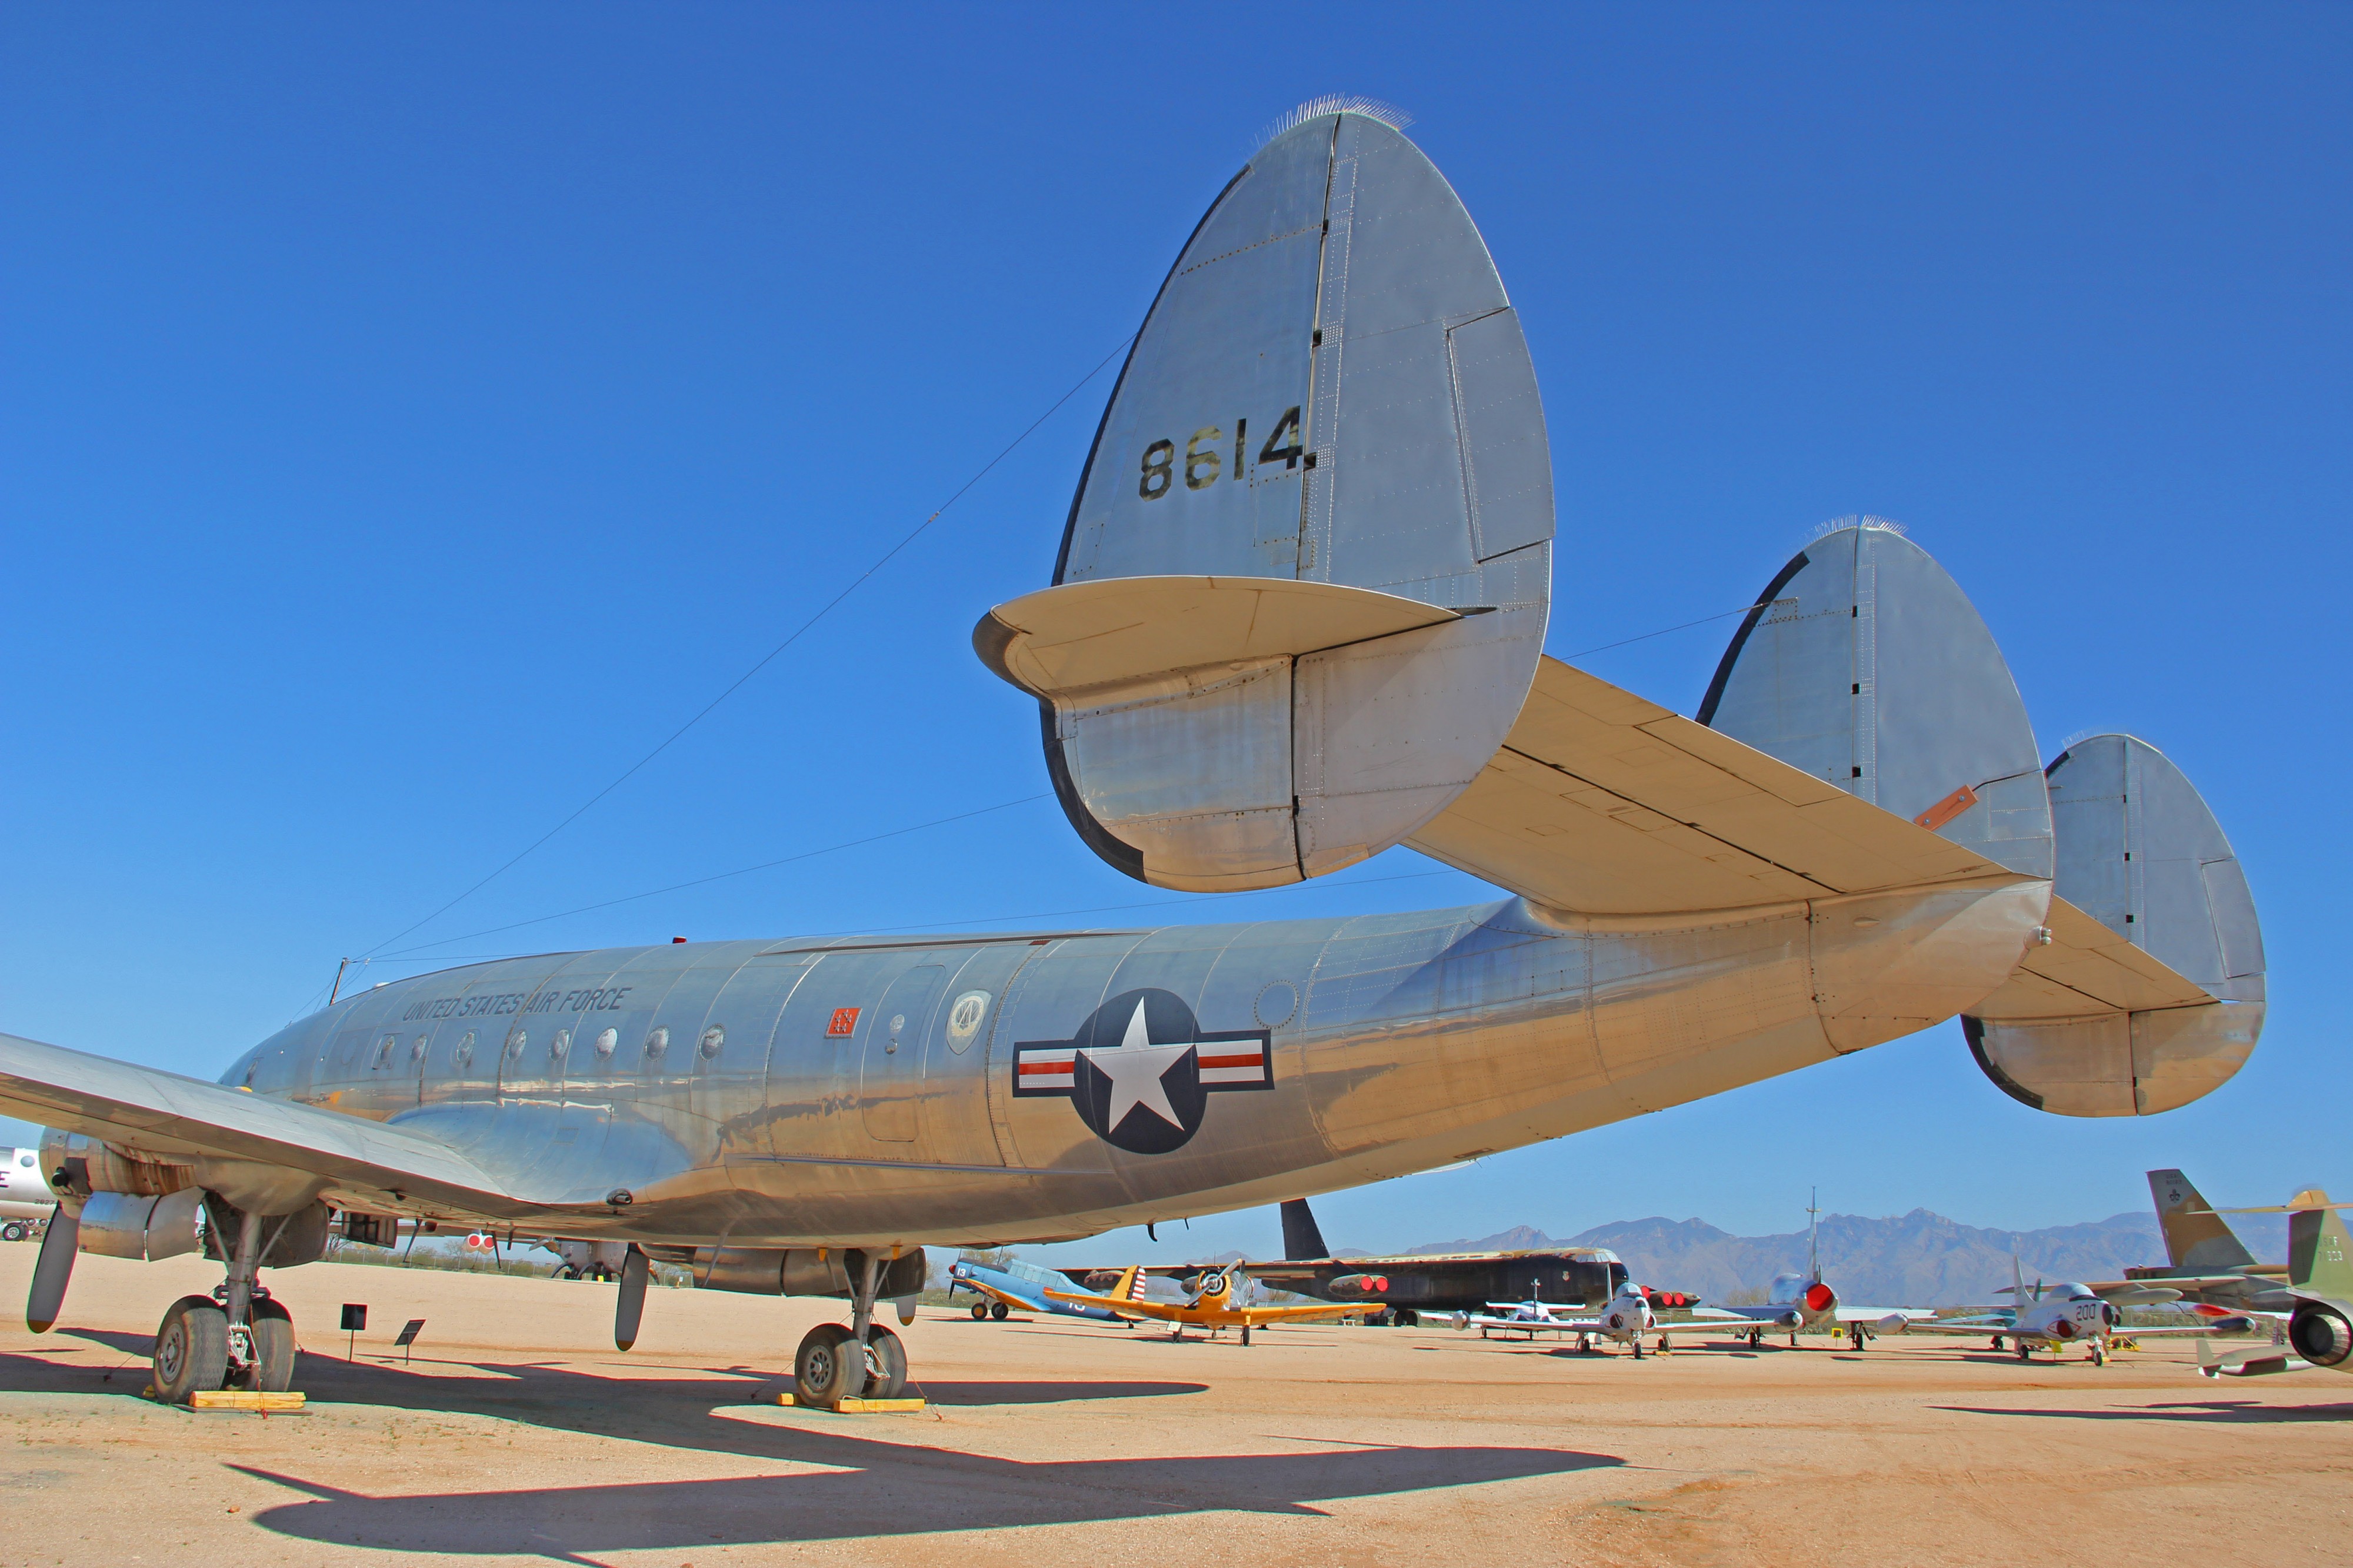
left=1, top=99, right=2267, bottom=1408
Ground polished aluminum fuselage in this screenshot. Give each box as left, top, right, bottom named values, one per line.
left=226, top=879, right=2042, bottom=1249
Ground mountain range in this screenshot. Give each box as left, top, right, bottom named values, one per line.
left=1375, top=1207, right=2289, bottom=1306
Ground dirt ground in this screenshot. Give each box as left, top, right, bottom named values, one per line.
left=1, top=1245, right=2347, bottom=1567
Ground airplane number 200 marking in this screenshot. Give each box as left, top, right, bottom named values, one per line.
left=1139, top=407, right=1304, bottom=500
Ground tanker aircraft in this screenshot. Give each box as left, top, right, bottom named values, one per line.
left=0, top=1148, right=55, bottom=1243
left=0, top=100, right=2269, bottom=1409
left=2195, top=1190, right=2353, bottom=1379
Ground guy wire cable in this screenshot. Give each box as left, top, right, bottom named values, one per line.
left=354, top=331, right=1137, bottom=964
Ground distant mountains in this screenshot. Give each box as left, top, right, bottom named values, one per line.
left=1372, top=1207, right=2289, bottom=1307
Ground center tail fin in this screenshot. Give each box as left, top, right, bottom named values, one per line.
left=1281, top=1198, right=1331, bottom=1261
left=2149, top=1169, right=2258, bottom=1271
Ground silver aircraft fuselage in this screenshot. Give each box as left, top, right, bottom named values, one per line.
left=214, top=876, right=2042, bottom=1249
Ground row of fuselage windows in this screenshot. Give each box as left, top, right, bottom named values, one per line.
left=352, top=1023, right=726, bottom=1073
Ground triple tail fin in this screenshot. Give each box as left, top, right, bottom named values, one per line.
left=2149, top=1169, right=2257, bottom=1271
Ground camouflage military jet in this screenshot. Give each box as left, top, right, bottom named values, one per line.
left=2197, top=1191, right=2353, bottom=1379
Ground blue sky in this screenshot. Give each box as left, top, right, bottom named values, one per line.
left=4, top=5, right=2346, bottom=1267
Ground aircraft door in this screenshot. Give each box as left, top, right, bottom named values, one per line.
left=862, top=965, right=944, bottom=1143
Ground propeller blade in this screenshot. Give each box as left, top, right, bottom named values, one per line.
left=26, top=1205, right=76, bottom=1333
left=614, top=1245, right=648, bottom=1351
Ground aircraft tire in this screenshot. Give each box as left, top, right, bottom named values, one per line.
left=2091, top=1343, right=2107, bottom=1367
left=863, top=1326, right=908, bottom=1399
left=969, top=1302, right=989, bottom=1320
left=154, top=1295, right=230, bottom=1404
left=246, top=1300, right=297, bottom=1393
left=794, top=1323, right=865, bottom=1406
left=990, top=1301, right=1009, bottom=1322
left=2015, top=1341, right=2032, bottom=1361
left=2, top=1222, right=25, bottom=1243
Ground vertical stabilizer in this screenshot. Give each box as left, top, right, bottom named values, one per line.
left=1281, top=1197, right=1331, bottom=1261
left=2149, top=1169, right=2257, bottom=1271
left=981, top=106, right=1552, bottom=892
left=2289, top=1192, right=2353, bottom=1298
left=1699, top=520, right=2052, bottom=879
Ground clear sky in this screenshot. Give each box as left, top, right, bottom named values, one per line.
left=4, top=5, right=2346, bottom=1269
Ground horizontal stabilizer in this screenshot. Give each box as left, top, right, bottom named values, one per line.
left=1405, top=655, right=2024, bottom=915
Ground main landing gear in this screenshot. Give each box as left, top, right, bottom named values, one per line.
left=964, top=1299, right=1009, bottom=1321
left=151, top=1209, right=297, bottom=1403
left=793, top=1253, right=911, bottom=1406
left=1848, top=1324, right=1868, bottom=1352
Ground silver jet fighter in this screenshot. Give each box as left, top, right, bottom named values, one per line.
left=0, top=103, right=2268, bottom=1407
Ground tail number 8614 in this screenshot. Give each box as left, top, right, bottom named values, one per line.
left=1139, top=407, right=1305, bottom=500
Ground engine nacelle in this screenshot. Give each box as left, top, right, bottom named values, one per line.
left=75, top=1189, right=206, bottom=1262
left=1328, top=1273, right=1390, bottom=1296
left=2289, top=1302, right=2353, bottom=1368
left=689, top=1246, right=926, bottom=1303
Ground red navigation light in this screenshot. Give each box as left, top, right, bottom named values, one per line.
left=1804, top=1282, right=1836, bottom=1313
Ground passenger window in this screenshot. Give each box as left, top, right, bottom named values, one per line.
left=644, top=1026, right=669, bottom=1059
left=373, top=1034, right=396, bottom=1069
left=505, top=1027, right=528, bottom=1060
left=455, top=1031, right=476, bottom=1069
left=699, top=1025, right=725, bottom=1059
left=551, top=1029, right=571, bottom=1062
left=594, top=1027, right=618, bottom=1057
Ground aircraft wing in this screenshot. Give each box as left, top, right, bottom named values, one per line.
left=1235, top=1302, right=1359, bottom=1326
left=949, top=1275, right=1032, bottom=1311
left=1829, top=1306, right=1935, bottom=1325
left=1405, top=656, right=2017, bottom=915
left=0, top=1029, right=555, bottom=1219
left=2108, top=1319, right=2254, bottom=1337
left=1891, top=1315, right=2016, bottom=1336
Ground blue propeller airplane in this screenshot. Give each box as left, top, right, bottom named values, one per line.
left=947, top=1255, right=1133, bottom=1325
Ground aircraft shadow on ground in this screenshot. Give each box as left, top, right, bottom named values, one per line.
left=5, top=1333, right=1618, bottom=1557
left=1936, top=1400, right=2353, bottom=1425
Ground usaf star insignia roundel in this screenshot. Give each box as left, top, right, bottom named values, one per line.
left=1013, top=987, right=1273, bottom=1154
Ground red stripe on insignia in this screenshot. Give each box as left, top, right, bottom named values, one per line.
left=1197, top=1052, right=1261, bottom=1069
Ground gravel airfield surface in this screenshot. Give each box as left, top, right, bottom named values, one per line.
left=2, top=1246, right=2347, bottom=1566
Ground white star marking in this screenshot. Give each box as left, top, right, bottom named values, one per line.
left=1076, top=999, right=1194, bottom=1130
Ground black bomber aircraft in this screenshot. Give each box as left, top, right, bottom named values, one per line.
left=1228, top=1199, right=1695, bottom=1325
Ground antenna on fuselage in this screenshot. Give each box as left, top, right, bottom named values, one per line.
left=328, top=958, right=357, bottom=1006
